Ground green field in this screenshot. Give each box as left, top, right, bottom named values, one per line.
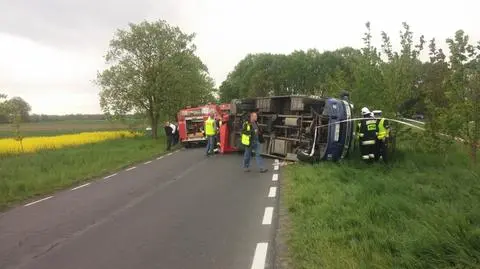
left=0, top=135, right=172, bottom=210
left=282, top=144, right=480, bottom=269
left=0, top=120, right=138, bottom=138
left=0, top=119, right=173, bottom=210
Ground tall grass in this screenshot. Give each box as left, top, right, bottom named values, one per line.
left=0, top=136, right=168, bottom=210
left=283, top=144, right=480, bottom=269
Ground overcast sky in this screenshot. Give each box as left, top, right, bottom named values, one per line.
left=0, top=0, right=478, bottom=114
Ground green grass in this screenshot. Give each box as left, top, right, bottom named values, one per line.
left=283, top=144, right=480, bottom=269
left=0, top=136, right=172, bottom=211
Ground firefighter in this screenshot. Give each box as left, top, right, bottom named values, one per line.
left=373, top=110, right=390, bottom=162
left=357, top=107, right=378, bottom=162
left=204, top=112, right=216, bottom=156
left=241, top=112, right=268, bottom=173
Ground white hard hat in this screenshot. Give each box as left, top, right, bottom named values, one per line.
left=361, top=107, right=371, bottom=115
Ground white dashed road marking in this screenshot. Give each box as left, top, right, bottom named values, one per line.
left=272, top=174, right=278, bottom=182
left=24, top=196, right=53, bottom=207
left=156, top=156, right=164, bottom=160
left=250, top=242, right=269, bottom=269
left=125, top=167, right=136, bottom=171
left=268, top=187, right=277, bottom=198
left=144, top=161, right=152, bottom=165
left=103, top=173, right=117, bottom=180
left=167, top=153, right=173, bottom=156
left=71, top=183, right=90, bottom=191
left=262, top=207, right=274, bottom=225
left=273, top=165, right=279, bottom=171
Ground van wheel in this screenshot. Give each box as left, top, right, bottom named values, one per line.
left=297, top=149, right=320, bottom=163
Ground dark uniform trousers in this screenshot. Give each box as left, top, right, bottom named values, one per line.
left=358, top=118, right=378, bottom=161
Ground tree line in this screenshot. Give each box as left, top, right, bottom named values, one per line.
left=0, top=95, right=144, bottom=124
left=218, top=22, right=479, bottom=162
left=0, top=94, right=31, bottom=124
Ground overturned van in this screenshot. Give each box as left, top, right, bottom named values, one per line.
left=225, top=95, right=355, bottom=162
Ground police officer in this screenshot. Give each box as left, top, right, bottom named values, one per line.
left=373, top=110, right=389, bottom=162
left=357, top=107, right=378, bottom=162
left=204, top=112, right=216, bottom=156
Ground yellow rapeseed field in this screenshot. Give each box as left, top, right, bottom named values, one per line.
left=0, top=131, right=138, bottom=155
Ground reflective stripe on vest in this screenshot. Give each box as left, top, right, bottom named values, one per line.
left=366, top=119, right=377, bottom=131
left=205, top=118, right=215, bottom=136
left=241, top=123, right=251, bottom=146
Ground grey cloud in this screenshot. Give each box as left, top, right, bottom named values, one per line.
left=0, top=0, right=179, bottom=49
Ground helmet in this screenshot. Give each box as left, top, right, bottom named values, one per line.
left=372, top=110, right=382, bottom=117
left=340, top=90, right=350, bottom=99
left=361, top=107, right=371, bottom=116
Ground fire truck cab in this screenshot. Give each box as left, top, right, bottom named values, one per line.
left=177, top=104, right=226, bottom=148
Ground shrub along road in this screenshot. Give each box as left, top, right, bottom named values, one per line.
left=0, top=148, right=280, bottom=269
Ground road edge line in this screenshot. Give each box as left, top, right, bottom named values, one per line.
left=71, top=183, right=90, bottom=191
left=251, top=242, right=269, bottom=269
left=268, top=187, right=277, bottom=198
left=103, top=173, right=117, bottom=180
left=262, top=207, right=274, bottom=225
left=24, top=196, right=53, bottom=207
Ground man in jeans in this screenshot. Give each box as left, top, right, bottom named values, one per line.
left=204, top=112, right=217, bottom=156
left=241, top=112, right=268, bottom=173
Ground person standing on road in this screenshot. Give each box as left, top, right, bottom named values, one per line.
left=241, top=112, right=268, bottom=173
left=174, top=122, right=180, bottom=144
left=164, top=121, right=173, bottom=151
left=204, top=112, right=216, bottom=156
left=169, top=122, right=177, bottom=145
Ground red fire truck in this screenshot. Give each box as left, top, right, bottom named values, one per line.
left=177, top=104, right=228, bottom=148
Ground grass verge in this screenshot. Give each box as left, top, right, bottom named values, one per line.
left=0, top=136, right=173, bottom=211
left=283, top=145, right=480, bottom=269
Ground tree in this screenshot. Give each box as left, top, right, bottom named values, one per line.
left=1, top=96, right=32, bottom=152
left=0, top=94, right=8, bottom=123
left=351, top=22, right=385, bottom=110
left=442, top=31, right=480, bottom=162
left=218, top=48, right=360, bottom=102
left=4, top=96, right=31, bottom=123
left=96, top=20, right=215, bottom=139
left=380, top=22, right=425, bottom=116
left=0, top=93, right=6, bottom=111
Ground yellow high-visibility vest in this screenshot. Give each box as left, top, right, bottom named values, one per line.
left=205, top=118, right=215, bottom=136
left=241, top=122, right=251, bottom=146
left=377, top=118, right=388, bottom=140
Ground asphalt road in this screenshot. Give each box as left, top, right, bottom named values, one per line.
left=0, top=147, right=281, bottom=269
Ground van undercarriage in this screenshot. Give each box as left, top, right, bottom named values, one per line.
left=228, top=95, right=354, bottom=161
